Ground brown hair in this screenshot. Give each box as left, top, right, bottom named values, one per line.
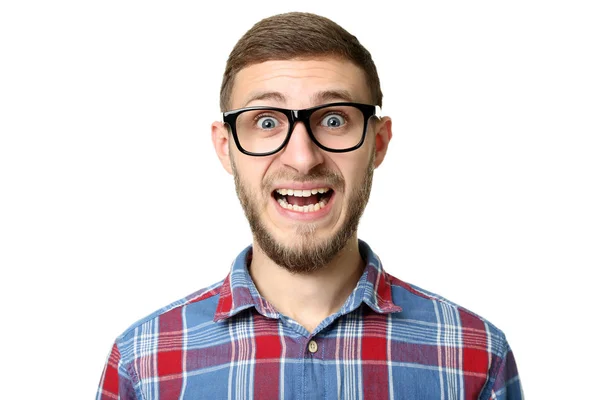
left=219, top=12, right=383, bottom=112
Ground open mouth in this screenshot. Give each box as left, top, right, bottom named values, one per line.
left=272, top=187, right=334, bottom=213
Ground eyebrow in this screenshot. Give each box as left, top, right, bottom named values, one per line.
left=243, top=91, right=287, bottom=107
left=242, top=89, right=356, bottom=108
left=312, top=90, right=355, bottom=104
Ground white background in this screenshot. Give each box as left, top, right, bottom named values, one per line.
left=1, top=1, right=598, bottom=398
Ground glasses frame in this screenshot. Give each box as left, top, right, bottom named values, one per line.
left=222, top=102, right=380, bottom=157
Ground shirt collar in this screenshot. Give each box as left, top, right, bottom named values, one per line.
left=213, top=239, right=402, bottom=322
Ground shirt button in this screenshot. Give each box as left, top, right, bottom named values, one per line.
left=308, top=340, right=318, bottom=353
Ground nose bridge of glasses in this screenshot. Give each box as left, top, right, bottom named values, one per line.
left=286, top=108, right=308, bottom=134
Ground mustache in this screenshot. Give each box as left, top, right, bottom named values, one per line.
left=263, top=166, right=345, bottom=192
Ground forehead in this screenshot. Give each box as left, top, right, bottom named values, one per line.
left=230, top=58, right=371, bottom=110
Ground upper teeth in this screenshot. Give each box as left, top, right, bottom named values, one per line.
left=275, top=188, right=330, bottom=197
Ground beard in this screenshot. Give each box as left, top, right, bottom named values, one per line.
left=231, top=146, right=376, bottom=274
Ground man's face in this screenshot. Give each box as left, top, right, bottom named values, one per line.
left=212, top=58, right=391, bottom=273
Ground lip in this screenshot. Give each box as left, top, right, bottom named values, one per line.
left=271, top=190, right=336, bottom=221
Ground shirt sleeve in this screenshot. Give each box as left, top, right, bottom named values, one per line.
left=96, top=342, right=137, bottom=400
left=485, top=340, right=524, bottom=400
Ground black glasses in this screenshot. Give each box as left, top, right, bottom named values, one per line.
left=222, top=102, right=380, bottom=156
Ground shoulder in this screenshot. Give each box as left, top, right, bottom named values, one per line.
left=384, top=273, right=520, bottom=397
left=112, top=279, right=225, bottom=358
left=386, top=273, right=508, bottom=356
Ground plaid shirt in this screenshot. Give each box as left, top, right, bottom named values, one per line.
left=97, top=240, right=522, bottom=399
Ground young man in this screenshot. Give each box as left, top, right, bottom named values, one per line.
left=97, top=12, right=522, bottom=399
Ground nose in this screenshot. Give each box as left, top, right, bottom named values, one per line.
left=278, top=121, right=325, bottom=174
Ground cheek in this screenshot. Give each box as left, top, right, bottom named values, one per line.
left=344, top=168, right=365, bottom=195
left=335, top=152, right=373, bottom=193
left=236, top=157, right=273, bottom=195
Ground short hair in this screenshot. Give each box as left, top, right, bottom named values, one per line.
left=219, top=12, right=383, bottom=112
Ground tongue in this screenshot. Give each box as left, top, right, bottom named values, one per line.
left=287, top=194, right=319, bottom=206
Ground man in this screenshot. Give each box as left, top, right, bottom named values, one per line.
left=97, top=12, right=522, bottom=400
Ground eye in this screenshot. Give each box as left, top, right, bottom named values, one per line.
left=256, top=116, right=280, bottom=130
left=320, top=114, right=346, bottom=128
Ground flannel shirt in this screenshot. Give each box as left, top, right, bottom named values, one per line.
left=97, top=240, right=523, bottom=399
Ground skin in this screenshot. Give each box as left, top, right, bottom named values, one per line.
left=212, top=58, right=392, bottom=332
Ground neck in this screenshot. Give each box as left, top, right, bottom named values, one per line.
left=248, top=235, right=365, bottom=334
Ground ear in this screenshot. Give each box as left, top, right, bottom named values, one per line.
left=211, top=121, right=233, bottom=175
left=373, top=117, right=392, bottom=169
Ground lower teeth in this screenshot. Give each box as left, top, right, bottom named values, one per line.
left=277, top=197, right=328, bottom=213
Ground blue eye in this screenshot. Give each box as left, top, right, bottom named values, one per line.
left=321, top=114, right=346, bottom=128
left=257, top=117, right=279, bottom=130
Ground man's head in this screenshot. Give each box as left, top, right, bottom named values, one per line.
left=212, top=12, right=392, bottom=274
